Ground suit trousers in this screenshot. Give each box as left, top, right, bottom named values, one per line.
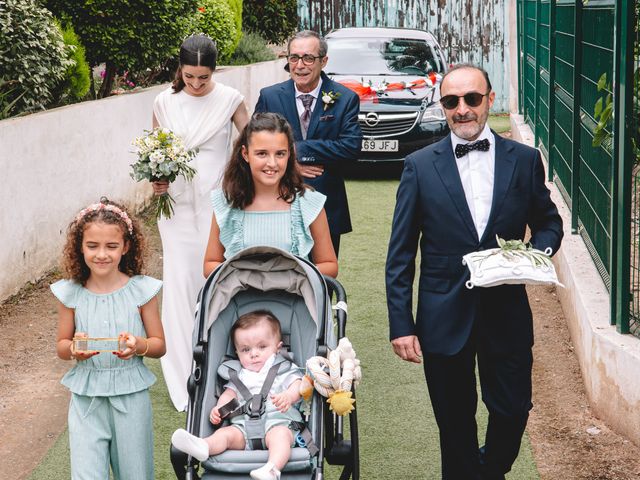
left=423, top=332, right=533, bottom=479
left=68, top=390, right=154, bottom=480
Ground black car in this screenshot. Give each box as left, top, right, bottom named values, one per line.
left=325, top=27, right=450, bottom=162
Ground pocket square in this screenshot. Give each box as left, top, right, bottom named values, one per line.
left=320, top=115, right=335, bottom=121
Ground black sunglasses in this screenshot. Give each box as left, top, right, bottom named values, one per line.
left=440, top=92, right=490, bottom=110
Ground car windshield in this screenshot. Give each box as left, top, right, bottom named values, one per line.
left=326, top=37, right=443, bottom=76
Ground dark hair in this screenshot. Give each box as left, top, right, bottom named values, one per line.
left=287, top=30, right=328, bottom=57
left=231, top=310, right=282, bottom=347
left=441, top=63, right=492, bottom=92
left=61, top=197, right=146, bottom=286
left=172, top=34, right=218, bottom=93
left=222, top=112, right=305, bottom=209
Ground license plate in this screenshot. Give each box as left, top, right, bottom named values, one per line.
left=361, top=139, right=399, bottom=152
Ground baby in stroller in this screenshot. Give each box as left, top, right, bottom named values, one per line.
left=172, top=309, right=303, bottom=480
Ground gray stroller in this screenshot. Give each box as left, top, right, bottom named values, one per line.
left=170, top=247, right=360, bottom=480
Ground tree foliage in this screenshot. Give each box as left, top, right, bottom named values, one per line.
left=194, top=0, right=238, bottom=64
left=225, top=0, right=243, bottom=54
left=45, top=0, right=197, bottom=97
left=242, top=0, right=298, bottom=45
left=56, top=21, right=91, bottom=103
left=0, top=0, right=73, bottom=113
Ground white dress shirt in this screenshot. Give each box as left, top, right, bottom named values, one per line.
left=225, top=354, right=300, bottom=395
left=451, top=124, right=495, bottom=239
left=294, top=78, right=323, bottom=117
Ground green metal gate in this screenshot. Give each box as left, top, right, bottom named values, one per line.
left=577, top=2, right=615, bottom=287
left=517, top=0, right=638, bottom=334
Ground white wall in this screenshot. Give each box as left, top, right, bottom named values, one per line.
left=0, top=59, right=288, bottom=301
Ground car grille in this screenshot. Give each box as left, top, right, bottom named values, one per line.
left=358, top=112, right=419, bottom=138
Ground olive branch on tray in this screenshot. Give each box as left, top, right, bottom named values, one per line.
left=473, top=236, right=553, bottom=269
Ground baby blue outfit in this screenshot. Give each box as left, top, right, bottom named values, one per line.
left=222, top=354, right=303, bottom=447
left=50, top=275, right=162, bottom=480
left=211, top=188, right=327, bottom=259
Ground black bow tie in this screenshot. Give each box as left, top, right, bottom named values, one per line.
left=455, top=138, right=490, bottom=158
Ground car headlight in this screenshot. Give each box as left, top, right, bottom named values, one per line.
left=421, top=103, right=446, bottom=122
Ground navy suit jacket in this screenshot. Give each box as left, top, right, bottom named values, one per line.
left=385, top=133, right=563, bottom=355
left=254, top=72, right=362, bottom=235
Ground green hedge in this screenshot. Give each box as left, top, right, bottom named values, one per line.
left=228, top=31, right=276, bottom=66
left=45, top=0, right=197, bottom=97
left=0, top=0, right=72, bottom=113
left=226, top=0, right=243, bottom=53
left=194, top=0, right=238, bottom=64
left=57, top=21, right=91, bottom=103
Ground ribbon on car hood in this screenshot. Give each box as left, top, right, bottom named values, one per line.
left=338, top=73, right=439, bottom=102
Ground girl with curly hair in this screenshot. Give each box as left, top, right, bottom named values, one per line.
left=204, top=112, right=338, bottom=277
left=51, top=198, right=165, bottom=480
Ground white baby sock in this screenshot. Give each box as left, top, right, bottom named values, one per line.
left=250, top=461, right=281, bottom=480
left=171, top=428, right=210, bottom=462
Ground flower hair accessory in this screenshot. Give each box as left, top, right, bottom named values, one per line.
left=75, top=200, right=134, bottom=234
left=182, top=32, right=217, bottom=48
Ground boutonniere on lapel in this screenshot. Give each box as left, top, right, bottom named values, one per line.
left=321, top=90, right=341, bottom=111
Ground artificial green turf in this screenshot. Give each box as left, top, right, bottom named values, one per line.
left=323, top=178, right=539, bottom=480
left=488, top=114, right=512, bottom=134
left=29, top=174, right=538, bottom=480
left=28, top=358, right=185, bottom=480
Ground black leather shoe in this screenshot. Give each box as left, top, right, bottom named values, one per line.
left=478, top=446, right=506, bottom=480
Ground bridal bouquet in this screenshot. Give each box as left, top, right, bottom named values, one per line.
left=131, top=128, right=197, bottom=220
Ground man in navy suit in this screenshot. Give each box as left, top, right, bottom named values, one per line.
left=255, top=30, right=362, bottom=257
left=385, top=65, right=563, bottom=479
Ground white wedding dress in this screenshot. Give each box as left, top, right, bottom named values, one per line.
left=153, top=83, right=243, bottom=411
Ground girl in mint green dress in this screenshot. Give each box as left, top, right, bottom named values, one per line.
left=51, top=198, right=166, bottom=480
left=203, top=112, right=338, bottom=278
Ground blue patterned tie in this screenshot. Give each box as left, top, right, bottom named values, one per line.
left=299, top=94, right=314, bottom=139
left=455, top=138, right=490, bottom=158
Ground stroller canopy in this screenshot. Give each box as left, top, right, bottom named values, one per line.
left=203, top=246, right=323, bottom=335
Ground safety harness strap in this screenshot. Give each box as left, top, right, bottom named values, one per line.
left=228, top=369, right=253, bottom=403
left=221, top=362, right=284, bottom=450
left=290, top=421, right=319, bottom=456
left=218, top=356, right=317, bottom=455
left=216, top=397, right=241, bottom=419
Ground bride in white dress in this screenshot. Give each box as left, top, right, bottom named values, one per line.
left=152, top=34, right=248, bottom=411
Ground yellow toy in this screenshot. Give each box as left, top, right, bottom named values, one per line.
left=302, top=337, right=362, bottom=416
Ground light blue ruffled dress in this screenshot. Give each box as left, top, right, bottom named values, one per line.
left=50, top=275, right=162, bottom=480
left=211, top=188, right=327, bottom=259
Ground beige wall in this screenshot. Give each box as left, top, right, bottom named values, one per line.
left=0, top=59, right=288, bottom=301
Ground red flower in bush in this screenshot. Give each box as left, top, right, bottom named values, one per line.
left=198, top=6, right=205, bottom=12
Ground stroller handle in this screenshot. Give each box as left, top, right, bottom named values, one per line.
left=323, top=276, right=348, bottom=340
